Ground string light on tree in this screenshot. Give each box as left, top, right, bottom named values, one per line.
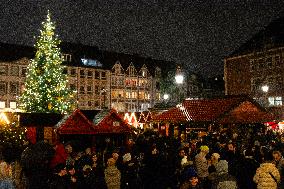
left=19, top=11, right=76, bottom=113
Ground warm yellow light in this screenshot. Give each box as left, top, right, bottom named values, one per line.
left=0, top=112, right=10, bottom=124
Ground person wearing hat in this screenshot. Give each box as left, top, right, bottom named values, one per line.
left=180, top=167, right=203, bottom=189
left=194, top=145, right=210, bottom=188
left=211, top=160, right=237, bottom=189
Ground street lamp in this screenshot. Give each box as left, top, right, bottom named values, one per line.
left=261, top=85, right=269, bottom=107
left=262, top=85, right=269, bottom=93
left=175, top=65, right=184, bottom=84
left=163, top=94, right=169, bottom=100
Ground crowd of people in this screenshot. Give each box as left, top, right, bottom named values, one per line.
left=0, top=125, right=284, bottom=189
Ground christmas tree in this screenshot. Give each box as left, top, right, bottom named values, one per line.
left=19, top=11, right=75, bottom=113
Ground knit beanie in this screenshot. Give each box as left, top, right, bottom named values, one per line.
left=200, top=145, right=209, bottom=152
left=183, top=167, right=198, bottom=180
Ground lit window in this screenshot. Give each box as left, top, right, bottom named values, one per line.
left=10, top=102, right=16, bottom=109
left=0, top=101, right=5, bottom=108
left=0, top=66, right=7, bottom=76
left=0, top=82, right=7, bottom=95
left=268, top=96, right=282, bottom=106
left=10, top=66, right=19, bottom=76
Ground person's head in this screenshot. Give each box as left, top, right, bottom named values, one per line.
left=122, top=153, right=131, bottom=163
left=200, top=145, right=209, bottom=155
left=85, top=147, right=92, bottom=155
left=227, top=143, right=235, bottom=152
left=178, top=148, right=186, bottom=158
left=211, top=153, right=220, bottom=163
left=112, top=152, right=119, bottom=161
left=273, top=151, right=282, bottom=161
left=183, top=167, right=199, bottom=187
left=107, top=158, right=116, bottom=167
left=92, top=154, right=98, bottom=163
left=65, top=144, right=73, bottom=154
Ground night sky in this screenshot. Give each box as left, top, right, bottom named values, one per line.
left=0, top=0, right=284, bottom=77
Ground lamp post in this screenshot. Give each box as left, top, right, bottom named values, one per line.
left=261, top=85, right=269, bottom=107
left=175, top=65, right=185, bottom=103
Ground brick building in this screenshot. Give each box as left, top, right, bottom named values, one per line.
left=224, top=16, right=284, bottom=118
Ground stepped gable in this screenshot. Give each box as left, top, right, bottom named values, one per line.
left=229, top=16, right=284, bottom=57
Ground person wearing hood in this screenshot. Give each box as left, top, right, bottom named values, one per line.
left=253, top=150, right=280, bottom=189
left=104, top=158, right=121, bottom=189
left=211, top=160, right=238, bottom=189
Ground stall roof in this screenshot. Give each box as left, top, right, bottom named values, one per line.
left=152, top=96, right=276, bottom=124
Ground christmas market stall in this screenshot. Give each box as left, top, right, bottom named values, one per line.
left=54, top=109, right=96, bottom=150
left=151, top=95, right=276, bottom=138
left=19, top=112, right=63, bottom=144
left=90, top=109, right=133, bottom=151
left=55, top=109, right=133, bottom=152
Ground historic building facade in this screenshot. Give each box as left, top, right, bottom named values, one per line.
left=0, top=42, right=167, bottom=112
left=224, top=16, right=284, bottom=118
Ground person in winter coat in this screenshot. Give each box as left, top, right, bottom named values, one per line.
left=195, top=145, right=209, bottom=188
left=48, top=163, right=68, bottom=189
left=211, top=160, right=238, bottom=189
left=273, top=150, right=284, bottom=189
left=253, top=150, right=280, bottom=189
left=104, top=158, right=121, bottom=189
left=180, top=167, right=203, bottom=189
left=235, top=148, right=259, bottom=189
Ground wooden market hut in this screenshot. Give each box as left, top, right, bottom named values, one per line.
left=151, top=95, right=276, bottom=137
left=55, top=109, right=133, bottom=152
left=19, top=112, right=63, bottom=144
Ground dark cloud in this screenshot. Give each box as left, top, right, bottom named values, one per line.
left=0, top=0, right=283, bottom=76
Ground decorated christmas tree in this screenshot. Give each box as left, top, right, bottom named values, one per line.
left=19, top=11, right=75, bottom=113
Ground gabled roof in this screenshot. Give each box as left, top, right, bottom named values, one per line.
left=55, top=109, right=95, bottom=135
left=152, top=96, right=275, bottom=124
left=228, top=16, right=284, bottom=57
left=93, top=109, right=132, bottom=134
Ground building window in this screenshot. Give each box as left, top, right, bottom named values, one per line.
left=62, top=54, right=72, bottom=62
left=87, top=86, right=92, bottom=94
left=258, top=58, right=264, bottom=69
left=71, top=69, right=76, bottom=76
left=275, top=55, right=281, bottom=67
left=113, top=121, right=120, bottom=126
left=70, top=84, right=76, bottom=91
left=0, top=66, right=7, bottom=76
left=250, top=60, right=255, bottom=71
left=268, top=96, right=282, bottom=106
left=10, top=66, right=19, bottom=76
left=80, top=70, right=85, bottom=78
left=79, top=86, right=85, bottom=94
left=0, top=82, right=7, bottom=95
left=10, top=101, right=16, bottom=109
left=87, top=101, right=92, bottom=107
left=87, top=71, right=92, bottom=78
left=95, top=71, right=100, bottom=79
left=266, top=57, right=272, bottom=68
left=0, top=101, right=5, bottom=108
left=95, top=86, right=99, bottom=95
left=10, top=82, right=18, bottom=95
left=101, top=72, right=106, bottom=80
left=21, top=67, right=27, bottom=77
